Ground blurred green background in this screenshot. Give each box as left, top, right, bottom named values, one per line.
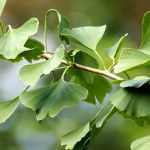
left=0, top=0, right=150, bottom=150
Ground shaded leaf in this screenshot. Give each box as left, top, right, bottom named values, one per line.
left=20, top=38, right=44, bottom=62
left=110, top=87, right=150, bottom=123
left=0, top=17, right=39, bottom=59
left=0, top=97, right=19, bottom=124
left=131, top=135, right=150, bottom=150
left=95, top=101, right=115, bottom=128
left=20, top=45, right=64, bottom=86
left=20, top=79, right=88, bottom=120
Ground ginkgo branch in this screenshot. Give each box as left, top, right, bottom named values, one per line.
left=42, top=52, right=123, bottom=81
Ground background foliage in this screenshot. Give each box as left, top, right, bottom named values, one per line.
left=0, top=0, right=150, bottom=150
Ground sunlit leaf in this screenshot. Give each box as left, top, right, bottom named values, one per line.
left=114, top=48, right=150, bottom=73
left=61, top=26, right=106, bottom=68
left=0, top=17, right=39, bottom=59
left=20, top=79, right=88, bottom=120
left=108, top=34, right=128, bottom=65
left=131, top=135, right=150, bottom=150
left=20, top=45, right=64, bottom=86
left=0, top=97, right=19, bottom=124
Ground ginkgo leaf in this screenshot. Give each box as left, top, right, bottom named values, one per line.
left=0, top=17, right=39, bottom=59
left=114, top=48, right=150, bottom=73
left=0, top=0, right=6, bottom=16
left=61, top=26, right=106, bottom=50
left=20, top=45, right=64, bottom=86
left=108, top=34, right=128, bottom=65
left=20, top=38, right=45, bottom=62
left=95, top=101, right=115, bottom=128
left=61, top=26, right=106, bottom=68
left=20, top=79, right=88, bottom=120
left=61, top=123, right=89, bottom=150
left=120, top=76, right=150, bottom=88
left=0, top=97, right=19, bottom=124
left=131, top=135, right=150, bottom=150
left=110, top=87, right=150, bottom=123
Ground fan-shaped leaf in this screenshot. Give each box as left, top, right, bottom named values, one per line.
left=0, top=97, right=19, bottom=124
left=0, top=17, right=39, bottom=59
left=61, top=123, right=90, bottom=150
left=20, top=45, right=64, bottom=86
left=61, top=26, right=106, bottom=68
left=114, top=48, right=150, bottom=73
left=110, top=87, right=150, bottom=123
left=20, top=79, right=88, bottom=120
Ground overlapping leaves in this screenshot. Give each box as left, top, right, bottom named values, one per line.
left=20, top=45, right=64, bottom=86
left=20, top=79, right=88, bottom=120
left=110, top=76, right=150, bottom=123
left=0, top=18, right=39, bottom=59
left=114, top=12, right=150, bottom=75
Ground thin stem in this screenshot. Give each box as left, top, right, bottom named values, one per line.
left=41, top=52, right=123, bottom=81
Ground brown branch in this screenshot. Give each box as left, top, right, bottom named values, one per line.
left=42, top=52, right=123, bottom=81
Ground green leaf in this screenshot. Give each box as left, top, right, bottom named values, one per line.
left=67, top=52, right=112, bottom=103
left=95, top=101, right=115, bottom=128
left=108, top=34, right=128, bottom=65
left=120, top=76, right=150, bottom=88
left=20, top=38, right=44, bottom=62
left=131, top=135, right=150, bottom=150
left=20, top=45, right=64, bottom=86
left=20, top=79, right=88, bottom=120
left=0, top=97, right=19, bottom=124
left=0, top=17, right=39, bottom=59
left=140, top=11, right=150, bottom=55
left=110, top=87, right=150, bottom=123
left=0, top=0, right=6, bottom=16
left=62, top=26, right=106, bottom=50
left=47, top=101, right=99, bottom=137
left=61, top=123, right=90, bottom=150
left=61, top=26, right=106, bottom=68
left=114, top=48, right=150, bottom=73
